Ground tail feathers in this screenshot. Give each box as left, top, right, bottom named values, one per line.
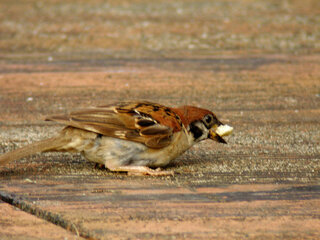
left=0, top=136, right=67, bottom=166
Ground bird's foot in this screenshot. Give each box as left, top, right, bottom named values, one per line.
left=108, top=166, right=174, bottom=176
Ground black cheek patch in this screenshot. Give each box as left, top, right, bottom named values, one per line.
left=202, top=120, right=211, bottom=129
left=190, top=122, right=203, bottom=140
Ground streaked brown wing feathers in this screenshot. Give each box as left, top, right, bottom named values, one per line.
left=46, top=104, right=174, bottom=148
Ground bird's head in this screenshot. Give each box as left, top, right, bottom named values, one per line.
left=172, top=106, right=233, bottom=144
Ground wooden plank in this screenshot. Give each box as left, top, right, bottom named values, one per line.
left=0, top=54, right=319, bottom=239
left=1, top=180, right=319, bottom=239
left=0, top=200, right=82, bottom=240
left=0, top=0, right=319, bottom=239
left=1, top=54, right=319, bottom=239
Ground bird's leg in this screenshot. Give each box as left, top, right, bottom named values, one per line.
left=106, top=165, right=174, bottom=176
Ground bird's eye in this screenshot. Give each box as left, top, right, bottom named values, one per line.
left=204, top=114, right=213, bottom=125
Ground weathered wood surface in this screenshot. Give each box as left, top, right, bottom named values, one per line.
left=0, top=0, right=319, bottom=239
left=0, top=200, right=82, bottom=240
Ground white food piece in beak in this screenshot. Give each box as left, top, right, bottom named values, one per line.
left=216, top=125, right=233, bottom=137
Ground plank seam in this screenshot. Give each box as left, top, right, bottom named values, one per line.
left=0, top=191, right=97, bottom=240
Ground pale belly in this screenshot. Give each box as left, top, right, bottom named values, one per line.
left=82, top=131, right=193, bottom=168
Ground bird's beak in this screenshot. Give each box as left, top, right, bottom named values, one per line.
left=209, top=124, right=233, bottom=144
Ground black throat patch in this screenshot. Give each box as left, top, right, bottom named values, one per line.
left=189, top=122, right=204, bottom=140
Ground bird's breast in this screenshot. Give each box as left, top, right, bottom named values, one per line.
left=138, top=130, right=193, bottom=167
left=82, top=130, right=193, bottom=168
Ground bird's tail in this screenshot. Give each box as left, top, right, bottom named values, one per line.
left=0, top=136, right=68, bottom=166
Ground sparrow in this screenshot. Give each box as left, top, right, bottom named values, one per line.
left=0, top=101, right=233, bottom=176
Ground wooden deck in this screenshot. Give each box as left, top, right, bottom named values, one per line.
left=0, top=1, right=319, bottom=239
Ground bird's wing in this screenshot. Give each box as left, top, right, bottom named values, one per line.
left=46, top=101, right=183, bottom=148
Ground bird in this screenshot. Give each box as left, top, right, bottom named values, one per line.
left=0, top=101, right=233, bottom=176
